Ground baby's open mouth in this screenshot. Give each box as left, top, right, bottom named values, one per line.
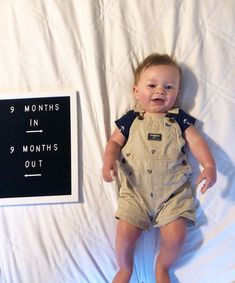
left=152, top=98, right=164, bottom=102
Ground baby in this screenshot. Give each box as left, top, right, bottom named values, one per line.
left=102, top=53, right=216, bottom=283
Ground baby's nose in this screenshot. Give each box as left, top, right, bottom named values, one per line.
left=155, top=86, right=165, bottom=95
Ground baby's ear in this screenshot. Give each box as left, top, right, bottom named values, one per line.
left=133, top=85, right=139, bottom=99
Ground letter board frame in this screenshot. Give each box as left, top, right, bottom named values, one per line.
left=0, top=91, right=79, bottom=206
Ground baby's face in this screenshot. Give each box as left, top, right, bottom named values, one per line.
left=133, top=64, right=180, bottom=114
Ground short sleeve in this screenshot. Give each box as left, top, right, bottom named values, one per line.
left=115, top=110, right=137, bottom=139
left=177, top=109, right=196, bottom=132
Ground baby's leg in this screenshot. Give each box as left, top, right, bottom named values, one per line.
left=155, top=218, right=187, bottom=283
left=113, top=219, right=142, bottom=283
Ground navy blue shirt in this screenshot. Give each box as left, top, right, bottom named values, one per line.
left=115, top=109, right=195, bottom=139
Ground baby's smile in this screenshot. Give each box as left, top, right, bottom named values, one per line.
left=151, top=97, right=165, bottom=104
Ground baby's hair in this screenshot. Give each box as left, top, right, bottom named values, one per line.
left=134, top=53, right=181, bottom=85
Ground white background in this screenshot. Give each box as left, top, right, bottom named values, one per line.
left=0, top=1, right=235, bottom=282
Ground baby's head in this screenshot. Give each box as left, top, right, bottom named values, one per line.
left=133, top=53, right=181, bottom=114
left=134, top=53, right=181, bottom=85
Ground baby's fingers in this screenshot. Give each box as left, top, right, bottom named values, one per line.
left=196, top=172, right=209, bottom=194
left=200, top=181, right=210, bottom=194
left=102, top=165, right=117, bottom=182
left=195, top=171, right=206, bottom=187
left=196, top=169, right=216, bottom=194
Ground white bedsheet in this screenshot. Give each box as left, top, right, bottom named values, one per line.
left=0, top=1, right=235, bottom=282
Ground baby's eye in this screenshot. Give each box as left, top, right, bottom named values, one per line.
left=147, top=84, right=156, bottom=88
left=164, top=84, right=173, bottom=90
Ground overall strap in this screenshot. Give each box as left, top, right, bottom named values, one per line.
left=167, top=107, right=179, bottom=115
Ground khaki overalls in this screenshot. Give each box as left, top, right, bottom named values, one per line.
left=116, top=109, right=195, bottom=230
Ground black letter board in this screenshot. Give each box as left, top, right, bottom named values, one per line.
left=0, top=92, right=79, bottom=206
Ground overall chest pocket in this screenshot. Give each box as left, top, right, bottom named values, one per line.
left=124, top=118, right=184, bottom=161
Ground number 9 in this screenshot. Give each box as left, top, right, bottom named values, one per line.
left=10, top=146, right=14, bottom=154
left=10, top=106, right=14, bottom=113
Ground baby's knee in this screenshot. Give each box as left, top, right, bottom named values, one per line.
left=172, top=235, right=185, bottom=250
left=161, top=228, right=186, bottom=252
left=164, top=233, right=186, bottom=252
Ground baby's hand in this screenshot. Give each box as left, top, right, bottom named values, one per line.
left=196, top=165, right=217, bottom=194
left=102, top=159, right=117, bottom=182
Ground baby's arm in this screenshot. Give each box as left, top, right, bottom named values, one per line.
left=102, top=128, right=126, bottom=182
left=184, top=125, right=217, bottom=193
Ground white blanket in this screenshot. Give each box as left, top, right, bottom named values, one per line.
left=0, top=1, right=235, bottom=282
